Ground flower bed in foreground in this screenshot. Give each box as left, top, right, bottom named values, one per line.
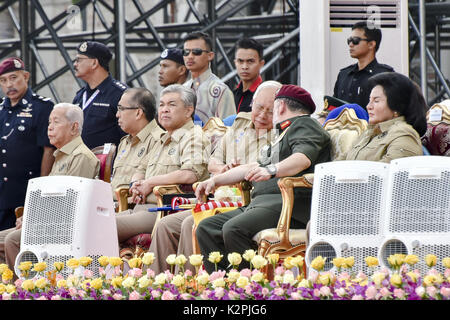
left=1, top=251, right=450, bottom=300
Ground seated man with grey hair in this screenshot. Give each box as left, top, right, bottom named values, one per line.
left=148, top=80, right=282, bottom=275
left=115, top=84, right=210, bottom=248
left=1, top=102, right=100, bottom=272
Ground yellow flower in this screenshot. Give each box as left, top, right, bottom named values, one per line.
left=404, top=255, right=419, bottom=266
left=332, top=257, right=345, bottom=269
left=310, top=256, right=326, bottom=272
left=343, top=256, right=355, bottom=268
left=291, top=256, right=304, bottom=269
left=53, top=262, right=64, bottom=272
left=111, top=276, right=123, bottom=288
left=154, top=273, right=167, bottom=286
left=108, top=257, right=123, bottom=267
left=33, top=262, right=47, bottom=272
left=0, top=264, right=8, bottom=274
left=175, top=254, right=188, bottom=266
left=236, top=276, right=249, bottom=288
left=319, top=273, right=333, bottom=286
left=390, top=273, right=403, bottom=287
left=66, top=258, right=80, bottom=270
left=35, top=278, right=48, bottom=289
left=283, top=256, right=294, bottom=269
left=142, top=253, right=155, bottom=266
left=267, top=254, right=279, bottom=265
left=212, top=277, right=225, bottom=288
left=79, top=256, right=93, bottom=267
left=138, top=276, right=151, bottom=289
left=371, top=272, right=386, bottom=286
left=121, top=276, right=135, bottom=288
left=406, top=271, right=418, bottom=283
left=171, top=274, right=185, bottom=287
left=196, top=273, right=209, bottom=286
left=423, top=274, right=437, bottom=286
left=0, top=284, right=6, bottom=294
left=227, top=270, right=240, bottom=283
left=21, top=279, right=35, bottom=291
left=443, top=257, right=450, bottom=269
left=2, top=269, right=13, bottom=282
left=365, top=256, right=379, bottom=268
left=90, top=278, right=103, bottom=290
left=251, top=272, right=264, bottom=283
left=5, top=284, right=15, bottom=294
left=387, top=254, right=405, bottom=268
left=425, top=254, right=437, bottom=267
left=227, top=252, right=242, bottom=267
left=128, top=257, right=142, bottom=269
left=18, top=261, right=32, bottom=271
left=189, top=254, right=204, bottom=267
left=251, top=255, right=267, bottom=269
left=242, top=249, right=256, bottom=262
left=81, top=279, right=90, bottom=291
left=98, top=256, right=109, bottom=267
left=57, top=280, right=67, bottom=288
left=208, top=252, right=223, bottom=264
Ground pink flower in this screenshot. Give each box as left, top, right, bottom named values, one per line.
left=83, top=269, right=93, bottom=278
left=151, top=290, right=161, bottom=299
left=393, top=288, right=405, bottom=299
left=365, top=286, right=378, bottom=300
left=113, top=293, right=123, bottom=300
left=2, top=293, right=11, bottom=300
left=228, top=290, right=238, bottom=299
left=146, top=269, right=155, bottom=278
left=319, top=286, right=331, bottom=296
left=444, top=269, right=450, bottom=279
left=275, top=266, right=285, bottom=276
left=129, top=290, right=141, bottom=300
left=336, top=287, right=347, bottom=298
left=261, top=287, right=269, bottom=296
left=440, top=287, right=450, bottom=298
left=98, top=267, right=106, bottom=277
left=215, top=287, right=225, bottom=298
left=164, top=270, right=174, bottom=281
left=185, top=270, right=193, bottom=277
left=51, top=295, right=61, bottom=300
left=415, top=286, right=425, bottom=297
left=337, top=272, right=350, bottom=282
left=55, top=274, right=64, bottom=281
left=37, top=296, right=48, bottom=300
left=209, top=270, right=226, bottom=282
left=352, top=294, right=364, bottom=300
left=356, top=271, right=367, bottom=280
left=290, top=292, right=301, bottom=300
left=68, top=287, right=78, bottom=296
left=245, top=285, right=253, bottom=296
left=426, top=286, right=437, bottom=298
left=240, top=268, right=252, bottom=278
left=78, top=290, right=86, bottom=298
left=114, top=266, right=121, bottom=276
left=128, top=268, right=142, bottom=278
left=162, top=290, right=175, bottom=300
left=274, top=287, right=285, bottom=296
left=181, top=293, right=191, bottom=300
left=313, top=288, right=320, bottom=297
left=308, top=270, right=319, bottom=283
left=102, top=289, right=111, bottom=296
left=14, top=279, right=23, bottom=288
left=379, top=287, right=391, bottom=298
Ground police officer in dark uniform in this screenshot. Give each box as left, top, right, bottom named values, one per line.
left=333, top=21, right=394, bottom=110
left=195, top=84, right=331, bottom=272
left=72, top=41, right=127, bottom=149
left=0, top=57, right=54, bottom=230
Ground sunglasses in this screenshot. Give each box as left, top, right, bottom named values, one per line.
left=182, top=48, right=210, bottom=56
left=347, top=36, right=370, bottom=45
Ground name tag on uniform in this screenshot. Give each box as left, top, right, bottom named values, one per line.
left=429, top=108, right=443, bottom=122
left=93, top=102, right=110, bottom=107
left=18, top=112, right=32, bottom=117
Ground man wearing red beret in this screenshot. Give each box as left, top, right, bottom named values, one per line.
left=0, top=57, right=54, bottom=231
left=195, top=84, right=332, bottom=272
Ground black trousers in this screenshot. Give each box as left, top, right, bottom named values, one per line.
left=0, top=208, right=16, bottom=232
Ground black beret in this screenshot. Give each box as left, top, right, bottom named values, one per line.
left=160, top=48, right=185, bottom=66
left=77, top=41, right=112, bottom=70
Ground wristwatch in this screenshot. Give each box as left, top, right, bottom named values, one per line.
left=265, top=164, right=277, bottom=178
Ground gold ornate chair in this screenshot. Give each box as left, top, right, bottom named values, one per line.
left=422, top=100, right=450, bottom=156
left=252, top=107, right=368, bottom=274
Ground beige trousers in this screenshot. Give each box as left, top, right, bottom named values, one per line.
left=116, top=203, right=158, bottom=243
left=4, top=228, right=21, bottom=272
left=148, top=210, right=195, bottom=274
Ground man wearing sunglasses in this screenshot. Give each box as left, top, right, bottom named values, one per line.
left=333, top=21, right=394, bottom=110
left=72, top=41, right=127, bottom=149
left=183, top=31, right=236, bottom=124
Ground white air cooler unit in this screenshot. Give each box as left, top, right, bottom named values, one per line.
left=379, top=156, right=450, bottom=274
left=15, top=176, right=119, bottom=278
left=306, top=161, right=390, bottom=273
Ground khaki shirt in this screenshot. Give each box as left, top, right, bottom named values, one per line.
left=111, top=119, right=165, bottom=194
left=136, top=120, right=211, bottom=202
left=49, top=136, right=99, bottom=179
left=185, top=68, right=236, bottom=123
left=211, top=112, right=274, bottom=165
left=339, top=116, right=423, bottom=163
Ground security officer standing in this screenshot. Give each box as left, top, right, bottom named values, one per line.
left=0, top=57, right=54, bottom=231
left=333, top=21, right=394, bottom=110
left=72, top=41, right=127, bottom=149
left=158, top=48, right=188, bottom=87
left=195, top=84, right=331, bottom=272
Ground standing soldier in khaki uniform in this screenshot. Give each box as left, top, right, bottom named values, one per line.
left=1, top=103, right=100, bottom=271
left=147, top=81, right=282, bottom=275
left=183, top=31, right=236, bottom=124
left=115, top=84, right=210, bottom=245
left=111, top=87, right=165, bottom=199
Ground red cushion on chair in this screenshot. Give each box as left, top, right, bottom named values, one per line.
left=422, top=123, right=450, bottom=156
left=123, top=233, right=152, bottom=250
left=95, top=153, right=108, bottom=181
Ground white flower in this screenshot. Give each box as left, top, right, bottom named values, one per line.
left=236, top=276, right=249, bottom=288
left=142, top=252, right=155, bottom=265
left=251, top=255, right=267, bottom=269
left=175, top=255, right=187, bottom=266
left=189, top=254, right=204, bottom=267
left=155, top=273, right=167, bottom=286
left=121, top=277, right=135, bottom=288
left=212, top=277, right=225, bottom=288
left=243, top=249, right=256, bottom=262
left=166, top=254, right=176, bottom=265
left=227, top=252, right=242, bottom=267
left=137, top=276, right=151, bottom=288
left=171, top=274, right=185, bottom=287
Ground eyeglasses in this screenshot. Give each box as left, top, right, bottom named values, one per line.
left=182, top=48, right=210, bottom=56
left=347, top=36, right=370, bottom=45
left=117, top=105, right=140, bottom=112
left=74, top=57, right=93, bottom=63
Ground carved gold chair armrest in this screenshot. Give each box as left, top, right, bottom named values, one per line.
left=153, top=184, right=187, bottom=208
left=15, top=206, right=24, bottom=219
left=115, top=186, right=131, bottom=213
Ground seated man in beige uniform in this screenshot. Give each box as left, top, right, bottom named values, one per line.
left=115, top=84, right=210, bottom=244
left=111, top=87, right=165, bottom=199
left=148, top=80, right=282, bottom=274
left=1, top=103, right=99, bottom=270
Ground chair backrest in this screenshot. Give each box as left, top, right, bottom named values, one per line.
left=323, top=107, right=368, bottom=160
left=421, top=100, right=450, bottom=156
left=202, top=117, right=228, bottom=154
left=91, top=143, right=117, bottom=183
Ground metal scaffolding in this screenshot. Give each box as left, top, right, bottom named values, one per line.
left=0, top=0, right=299, bottom=103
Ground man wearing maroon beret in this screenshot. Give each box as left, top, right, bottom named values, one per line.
left=195, top=84, right=332, bottom=272
left=0, top=57, right=54, bottom=231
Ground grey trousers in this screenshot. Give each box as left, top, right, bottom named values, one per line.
left=148, top=210, right=196, bottom=274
